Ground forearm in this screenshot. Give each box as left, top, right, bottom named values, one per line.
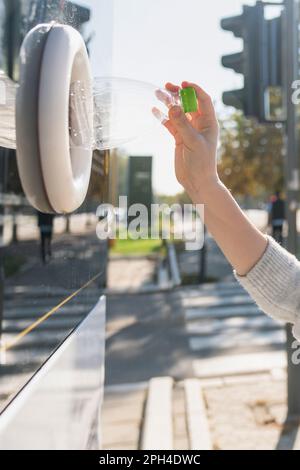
left=189, top=179, right=300, bottom=339
left=191, top=179, right=268, bottom=276
left=163, top=81, right=300, bottom=338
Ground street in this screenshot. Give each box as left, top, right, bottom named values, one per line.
left=101, top=234, right=296, bottom=450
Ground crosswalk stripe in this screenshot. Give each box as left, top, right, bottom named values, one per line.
left=1, top=273, right=101, bottom=353
left=3, top=316, right=87, bottom=332
left=186, top=304, right=262, bottom=320
left=192, top=351, right=286, bottom=378
left=4, top=296, right=100, bottom=308
left=189, top=329, right=285, bottom=352
left=2, top=327, right=74, bottom=346
left=183, top=294, right=254, bottom=308
left=180, top=282, right=244, bottom=296
left=4, top=304, right=92, bottom=319
left=181, top=281, right=241, bottom=291
left=186, top=315, right=281, bottom=335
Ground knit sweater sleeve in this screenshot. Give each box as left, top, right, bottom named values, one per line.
left=234, top=235, right=300, bottom=340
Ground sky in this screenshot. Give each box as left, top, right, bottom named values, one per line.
left=80, top=0, right=283, bottom=195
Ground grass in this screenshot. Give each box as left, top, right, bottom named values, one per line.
left=110, top=237, right=164, bottom=256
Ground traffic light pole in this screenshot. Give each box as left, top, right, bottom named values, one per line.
left=283, top=0, right=300, bottom=418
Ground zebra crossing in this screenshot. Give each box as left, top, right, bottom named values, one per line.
left=181, top=281, right=286, bottom=377
left=0, top=285, right=101, bottom=409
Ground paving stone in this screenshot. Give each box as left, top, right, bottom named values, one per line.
left=204, top=379, right=293, bottom=450
left=102, top=422, right=140, bottom=448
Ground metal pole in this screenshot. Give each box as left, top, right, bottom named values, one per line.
left=199, top=226, right=206, bottom=284
left=0, top=148, right=7, bottom=342
left=283, top=0, right=300, bottom=417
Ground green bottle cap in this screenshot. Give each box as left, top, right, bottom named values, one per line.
left=179, top=87, right=198, bottom=113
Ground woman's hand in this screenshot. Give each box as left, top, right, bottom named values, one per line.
left=154, top=80, right=268, bottom=277
left=156, top=81, right=220, bottom=201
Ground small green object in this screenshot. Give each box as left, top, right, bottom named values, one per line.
left=179, top=87, right=198, bottom=113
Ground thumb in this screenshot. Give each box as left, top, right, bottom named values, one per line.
left=168, top=106, right=198, bottom=145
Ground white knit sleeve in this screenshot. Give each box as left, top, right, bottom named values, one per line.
left=234, top=236, right=300, bottom=340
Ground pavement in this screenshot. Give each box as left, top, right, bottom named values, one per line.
left=0, top=217, right=107, bottom=413
left=107, top=256, right=156, bottom=290
left=178, top=235, right=235, bottom=283
left=102, top=234, right=300, bottom=450
left=103, top=272, right=299, bottom=450
left=4, top=219, right=107, bottom=290
left=2, top=213, right=300, bottom=450
left=101, top=373, right=300, bottom=450
left=204, top=373, right=300, bottom=450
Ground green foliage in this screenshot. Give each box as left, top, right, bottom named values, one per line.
left=110, top=237, right=163, bottom=256
left=156, top=191, right=191, bottom=206
left=218, top=111, right=284, bottom=199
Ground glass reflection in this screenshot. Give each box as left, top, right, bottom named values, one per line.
left=0, top=0, right=109, bottom=417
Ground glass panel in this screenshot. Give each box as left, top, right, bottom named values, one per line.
left=0, top=0, right=109, bottom=415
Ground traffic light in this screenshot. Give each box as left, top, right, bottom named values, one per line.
left=221, top=1, right=283, bottom=122
left=264, top=15, right=284, bottom=122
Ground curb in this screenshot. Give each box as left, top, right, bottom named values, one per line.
left=141, top=377, right=173, bottom=450
left=184, top=379, right=212, bottom=450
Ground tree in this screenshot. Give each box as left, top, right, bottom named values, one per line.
left=156, top=191, right=191, bottom=206
left=218, top=111, right=284, bottom=202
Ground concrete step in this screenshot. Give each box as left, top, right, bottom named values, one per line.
left=184, top=379, right=211, bottom=450
left=141, top=377, right=173, bottom=450
left=101, top=378, right=211, bottom=451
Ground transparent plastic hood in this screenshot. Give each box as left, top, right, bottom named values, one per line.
left=69, top=76, right=181, bottom=151
left=0, top=71, right=17, bottom=149
left=0, top=75, right=182, bottom=153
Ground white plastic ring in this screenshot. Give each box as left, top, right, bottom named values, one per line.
left=38, top=24, right=93, bottom=213
left=16, top=23, right=54, bottom=213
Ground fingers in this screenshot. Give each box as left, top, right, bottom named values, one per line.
left=166, top=81, right=215, bottom=119
left=181, top=81, right=216, bottom=119
left=164, top=120, right=183, bottom=145
left=152, top=107, right=183, bottom=144
left=152, top=106, right=168, bottom=124
left=155, top=89, right=174, bottom=109
left=156, top=81, right=215, bottom=144
left=165, top=82, right=180, bottom=93
left=168, top=105, right=198, bottom=145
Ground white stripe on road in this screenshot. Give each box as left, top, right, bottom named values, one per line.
left=104, top=381, right=148, bottom=394
left=3, top=316, right=89, bottom=332
left=186, top=315, right=281, bottom=335
left=186, top=304, right=261, bottom=320
left=4, top=304, right=91, bottom=319
left=183, top=294, right=253, bottom=308
left=192, top=351, right=286, bottom=378
left=189, top=329, right=285, bottom=352
left=180, top=281, right=242, bottom=293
